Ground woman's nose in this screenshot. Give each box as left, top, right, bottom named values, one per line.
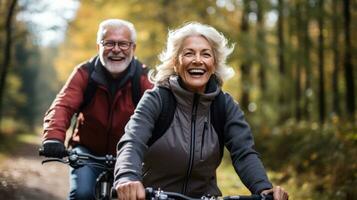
left=193, top=55, right=203, bottom=64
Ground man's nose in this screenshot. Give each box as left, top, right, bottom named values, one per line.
left=111, top=44, right=122, bottom=52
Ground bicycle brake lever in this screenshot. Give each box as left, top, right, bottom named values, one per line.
left=41, top=158, right=69, bottom=165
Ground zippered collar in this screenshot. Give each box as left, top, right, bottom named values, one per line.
left=90, top=55, right=137, bottom=90
left=168, top=75, right=221, bottom=112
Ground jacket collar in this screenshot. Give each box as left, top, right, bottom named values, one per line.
left=169, top=75, right=221, bottom=110
left=90, top=55, right=136, bottom=89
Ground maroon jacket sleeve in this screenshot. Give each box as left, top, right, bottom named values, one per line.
left=43, top=64, right=88, bottom=143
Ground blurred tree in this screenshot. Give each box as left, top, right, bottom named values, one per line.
left=294, top=0, right=303, bottom=121
left=0, top=0, right=17, bottom=129
left=256, top=0, right=268, bottom=94
left=239, top=0, right=252, bottom=112
left=317, top=0, right=326, bottom=123
left=331, top=0, right=341, bottom=116
left=14, top=34, right=40, bottom=130
left=302, top=0, right=313, bottom=120
left=277, top=0, right=287, bottom=123
left=343, top=0, right=355, bottom=120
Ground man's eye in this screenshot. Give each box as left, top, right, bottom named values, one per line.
left=119, top=42, right=129, bottom=47
left=105, top=42, right=115, bottom=46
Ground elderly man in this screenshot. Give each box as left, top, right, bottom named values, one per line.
left=41, top=19, right=153, bottom=200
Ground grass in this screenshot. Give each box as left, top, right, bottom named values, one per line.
left=216, top=151, right=250, bottom=195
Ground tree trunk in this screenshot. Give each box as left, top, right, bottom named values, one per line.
left=343, top=0, right=355, bottom=120
left=295, top=1, right=302, bottom=121
left=332, top=0, right=340, bottom=116
left=277, top=0, right=287, bottom=122
left=256, top=0, right=267, bottom=93
left=0, top=0, right=17, bottom=128
left=240, top=0, right=251, bottom=111
left=318, top=0, right=326, bottom=124
left=303, top=1, right=312, bottom=120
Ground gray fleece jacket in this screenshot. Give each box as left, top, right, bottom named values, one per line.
left=114, top=75, right=272, bottom=197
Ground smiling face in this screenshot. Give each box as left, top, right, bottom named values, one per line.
left=98, top=26, right=136, bottom=77
left=175, top=35, right=215, bottom=93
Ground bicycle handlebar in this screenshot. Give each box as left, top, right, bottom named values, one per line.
left=111, top=187, right=273, bottom=200
left=40, top=149, right=272, bottom=200
left=39, top=148, right=116, bottom=168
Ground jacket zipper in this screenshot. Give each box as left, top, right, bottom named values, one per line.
left=200, top=119, right=208, bottom=161
left=182, top=93, right=199, bottom=194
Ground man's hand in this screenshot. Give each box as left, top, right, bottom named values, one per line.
left=261, top=186, right=289, bottom=200
left=116, top=181, right=145, bottom=200
left=41, top=140, right=66, bottom=158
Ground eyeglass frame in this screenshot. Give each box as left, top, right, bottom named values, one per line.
left=100, top=40, right=134, bottom=50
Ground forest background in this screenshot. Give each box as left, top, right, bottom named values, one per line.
left=0, top=0, right=356, bottom=199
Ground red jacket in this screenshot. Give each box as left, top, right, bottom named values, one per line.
left=43, top=57, right=153, bottom=156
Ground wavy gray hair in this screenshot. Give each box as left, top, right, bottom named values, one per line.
left=149, top=22, right=235, bottom=86
left=96, top=19, right=137, bottom=44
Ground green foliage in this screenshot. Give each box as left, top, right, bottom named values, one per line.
left=217, top=151, right=250, bottom=195
left=255, top=122, right=357, bottom=199
left=0, top=0, right=355, bottom=199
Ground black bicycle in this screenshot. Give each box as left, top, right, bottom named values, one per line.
left=39, top=149, right=272, bottom=200
left=39, top=148, right=116, bottom=200
left=112, top=187, right=273, bottom=200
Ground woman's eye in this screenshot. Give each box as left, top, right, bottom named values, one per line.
left=184, top=52, right=193, bottom=56
left=203, top=53, right=212, bottom=57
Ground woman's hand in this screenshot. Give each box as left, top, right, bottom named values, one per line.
left=261, top=186, right=289, bottom=200
left=116, top=181, right=145, bottom=200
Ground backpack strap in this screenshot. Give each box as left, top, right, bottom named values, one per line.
left=78, top=60, right=97, bottom=112
left=147, top=86, right=176, bottom=147
left=70, top=59, right=97, bottom=139
left=131, top=59, right=147, bottom=106
left=210, top=90, right=226, bottom=158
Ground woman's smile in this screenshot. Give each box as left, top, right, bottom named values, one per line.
left=176, top=35, right=215, bottom=93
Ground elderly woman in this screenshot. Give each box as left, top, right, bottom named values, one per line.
left=114, top=22, right=289, bottom=200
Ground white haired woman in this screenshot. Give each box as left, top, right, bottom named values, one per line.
left=114, top=22, right=289, bottom=200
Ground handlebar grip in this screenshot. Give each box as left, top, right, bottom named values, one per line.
left=111, top=187, right=117, bottom=199
left=39, top=147, right=45, bottom=156
left=38, top=147, right=70, bottom=157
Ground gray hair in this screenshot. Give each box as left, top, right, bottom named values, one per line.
left=96, top=19, right=137, bottom=44
left=149, top=22, right=235, bottom=86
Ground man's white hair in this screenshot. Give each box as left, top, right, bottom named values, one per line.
left=96, top=19, right=137, bottom=44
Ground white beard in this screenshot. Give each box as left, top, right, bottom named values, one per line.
left=103, top=57, right=131, bottom=74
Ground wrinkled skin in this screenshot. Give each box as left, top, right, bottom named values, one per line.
left=98, top=26, right=136, bottom=78
left=175, top=35, right=215, bottom=93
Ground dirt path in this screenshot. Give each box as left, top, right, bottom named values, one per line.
left=0, top=134, right=69, bottom=200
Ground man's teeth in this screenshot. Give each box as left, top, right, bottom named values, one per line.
left=110, top=57, right=124, bottom=61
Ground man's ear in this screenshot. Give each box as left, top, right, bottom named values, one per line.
left=132, top=43, right=136, bottom=52
left=97, top=44, right=99, bottom=51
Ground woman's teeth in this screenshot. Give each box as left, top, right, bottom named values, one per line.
left=188, top=68, right=205, bottom=75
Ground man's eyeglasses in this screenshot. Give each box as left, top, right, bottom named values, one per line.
left=100, top=40, right=133, bottom=50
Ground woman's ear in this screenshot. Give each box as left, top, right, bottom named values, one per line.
left=173, top=58, right=179, bottom=73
